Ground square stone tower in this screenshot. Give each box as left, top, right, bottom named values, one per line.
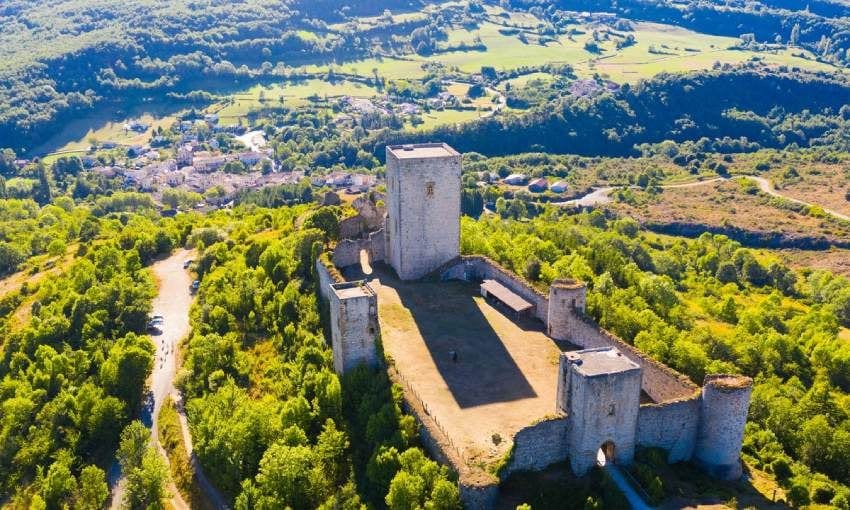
left=329, top=281, right=379, bottom=374
left=386, top=143, right=462, bottom=280
left=558, top=347, right=642, bottom=476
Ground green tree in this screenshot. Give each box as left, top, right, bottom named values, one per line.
left=76, top=466, right=108, bottom=510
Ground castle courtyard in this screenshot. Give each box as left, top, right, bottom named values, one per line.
left=348, top=264, right=575, bottom=465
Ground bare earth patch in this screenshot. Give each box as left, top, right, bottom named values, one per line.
left=608, top=180, right=850, bottom=247
left=366, top=266, right=567, bottom=468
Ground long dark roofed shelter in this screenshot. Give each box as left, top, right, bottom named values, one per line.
left=480, top=279, right=534, bottom=318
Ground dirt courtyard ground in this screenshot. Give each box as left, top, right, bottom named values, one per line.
left=354, top=264, right=570, bottom=466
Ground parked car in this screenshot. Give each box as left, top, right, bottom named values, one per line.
left=183, top=259, right=194, bottom=269
left=191, top=280, right=200, bottom=292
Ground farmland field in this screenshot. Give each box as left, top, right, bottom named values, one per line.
left=28, top=1, right=846, bottom=158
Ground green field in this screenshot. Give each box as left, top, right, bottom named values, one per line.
left=31, top=101, right=182, bottom=157
left=34, top=3, right=847, bottom=157
left=210, top=79, right=380, bottom=122
left=409, top=108, right=484, bottom=131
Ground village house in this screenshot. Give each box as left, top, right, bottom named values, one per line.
left=550, top=181, right=569, bottom=193
left=504, top=173, right=528, bottom=185
left=528, top=177, right=548, bottom=192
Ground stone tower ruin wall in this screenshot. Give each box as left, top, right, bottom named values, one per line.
left=693, top=375, right=753, bottom=480
left=328, top=281, right=379, bottom=374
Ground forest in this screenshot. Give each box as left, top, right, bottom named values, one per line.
left=461, top=210, right=850, bottom=507
left=376, top=66, right=850, bottom=157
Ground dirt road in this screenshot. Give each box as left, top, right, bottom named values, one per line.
left=556, top=176, right=850, bottom=224
left=108, top=249, right=196, bottom=510
left=748, top=175, right=850, bottom=222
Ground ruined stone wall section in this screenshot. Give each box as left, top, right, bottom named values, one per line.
left=568, top=317, right=698, bottom=403
left=339, top=215, right=365, bottom=240
left=316, top=255, right=343, bottom=301
left=331, top=228, right=387, bottom=269
left=500, top=417, right=570, bottom=479
left=316, top=260, right=332, bottom=301
left=636, top=398, right=700, bottom=462
left=369, top=228, right=386, bottom=263
left=332, top=239, right=364, bottom=268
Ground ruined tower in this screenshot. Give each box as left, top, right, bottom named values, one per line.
left=329, top=281, right=379, bottom=374
left=559, top=348, right=642, bottom=476
left=386, top=143, right=462, bottom=280
left=547, top=279, right=587, bottom=342
left=693, top=375, right=753, bottom=480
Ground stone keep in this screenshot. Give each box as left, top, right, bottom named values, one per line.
left=329, top=281, right=379, bottom=374
left=693, top=375, right=753, bottom=480
left=559, top=348, right=642, bottom=476
left=386, top=143, right=462, bottom=280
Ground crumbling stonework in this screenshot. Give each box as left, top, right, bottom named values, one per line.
left=339, top=215, right=365, bottom=240
left=332, top=229, right=387, bottom=269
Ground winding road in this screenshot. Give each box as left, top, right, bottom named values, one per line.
left=108, top=249, right=229, bottom=510
left=747, top=175, right=850, bottom=222
left=556, top=176, right=850, bottom=223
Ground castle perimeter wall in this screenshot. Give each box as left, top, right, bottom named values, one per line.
left=316, top=255, right=343, bottom=301
left=439, top=256, right=697, bottom=404
left=499, top=417, right=570, bottom=479
left=636, top=398, right=700, bottom=462
left=569, top=317, right=698, bottom=403
left=440, top=256, right=549, bottom=322
left=332, top=228, right=387, bottom=269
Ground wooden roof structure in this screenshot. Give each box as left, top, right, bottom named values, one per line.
left=480, top=279, right=534, bottom=314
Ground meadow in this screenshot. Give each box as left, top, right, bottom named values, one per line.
left=34, top=2, right=844, bottom=158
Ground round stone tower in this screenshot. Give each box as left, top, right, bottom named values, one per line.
left=693, top=374, right=753, bottom=480
left=547, top=279, right=586, bottom=342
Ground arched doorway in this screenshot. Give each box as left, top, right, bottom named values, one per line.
left=596, top=441, right=616, bottom=467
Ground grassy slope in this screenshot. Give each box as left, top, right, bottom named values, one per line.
left=36, top=1, right=845, bottom=157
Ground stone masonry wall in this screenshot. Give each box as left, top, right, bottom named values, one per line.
left=316, top=256, right=343, bottom=301
left=387, top=144, right=461, bottom=280
left=339, top=215, right=365, bottom=240
left=440, top=256, right=549, bottom=322
left=636, top=398, right=700, bottom=462
left=331, top=228, right=387, bottom=269
left=568, top=317, right=698, bottom=403
left=499, top=417, right=570, bottom=479
left=329, top=282, right=379, bottom=374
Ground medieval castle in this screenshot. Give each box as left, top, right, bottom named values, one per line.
left=316, top=143, right=753, bottom=508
